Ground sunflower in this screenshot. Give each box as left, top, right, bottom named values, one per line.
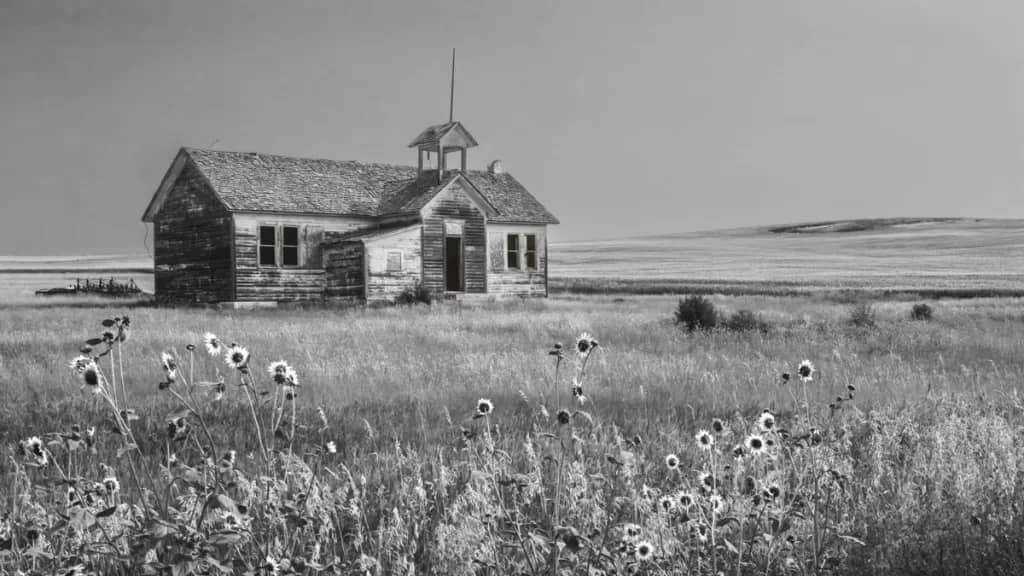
left=745, top=433, right=766, bottom=455
left=325, top=441, right=337, bottom=454
left=695, top=429, right=714, bottom=451
left=68, top=355, right=92, bottom=373
left=665, top=453, right=680, bottom=470
left=21, top=436, right=47, bottom=466
left=677, top=491, right=695, bottom=509
left=732, top=444, right=745, bottom=458
left=221, top=450, right=237, bottom=468
left=161, top=352, right=178, bottom=381
left=622, top=523, right=642, bottom=540
left=81, top=361, right=102, bottom=392
left=781, top=372, right=791, bottom=382
left=694, top=522, right=710, bottom=543
left=202, top=333, right=221, bottom=357
left=711, top=418, right=725, bottom=434
left=697, top=470, right=715, bottom=492
left=575, top=332, right=598, bottom=357
left=658, top=495, right=676, bottom=513
left=267, top=361, right=291, bottom=385
left=571, top=380, right=584, bottom=399
left=708, top=493, right=725, bottom=515
left=556, top=409, right=571, bottom=426
left=476, top=398, right=493, bottom=417
left=757, top=410, right=776, bottom=433
left=797, top=360, right=815, bottom=382
left=224, top=345, right=250, bottom=371
left=102, top=476, right=120, bottom=494
left=634, top=540, right=654, bottom=562
left=767, top=483, right=781, bottom=500
left=283, top=386, right=299, bottom=401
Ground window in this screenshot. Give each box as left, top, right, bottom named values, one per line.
left=259, top=226, right=277, bottom=266
left=506, top=234, right=520, bottom=269
left=386, top=251, right=403, bottom=272
left=259, top=224, right=301, bottom=267
left=282, top=226, right=300, bottom=266
left=524, top=234, right=537, bottom=270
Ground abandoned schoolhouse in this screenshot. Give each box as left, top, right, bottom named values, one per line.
left=141, top=121, right=559, bottom=305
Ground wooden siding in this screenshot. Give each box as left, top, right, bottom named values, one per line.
left=324, top=241, right=365, bottom=300
left=364, top=226, right=423, bottom=302
left=233, top=213, right=370, bottom=302
left=486, top=224, right=548, bottom=297
left=420, top=179, right=487, bottom=294
left=153, top=160, right=234, bottom=303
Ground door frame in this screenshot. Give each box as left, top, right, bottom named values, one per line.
left=444, top=233, right=464, bottom=293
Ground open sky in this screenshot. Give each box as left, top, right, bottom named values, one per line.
left=2, top=0, right=1023, bottom=256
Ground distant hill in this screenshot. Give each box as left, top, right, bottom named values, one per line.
left=550, top=218, right=1024, bottom=293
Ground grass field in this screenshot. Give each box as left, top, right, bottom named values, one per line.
left=3, top=219, right=1024, bottom=575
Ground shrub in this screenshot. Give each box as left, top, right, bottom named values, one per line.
left=722, top=309, right=771, bottom=333
left=910, top=302, right=934, bottom=321
left=848, top=302, right=877, bottom=328
left=395, top=281, right=433, bottom=306
left=674, top=295, right=718, bottom=331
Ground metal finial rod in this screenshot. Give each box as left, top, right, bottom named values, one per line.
left=449, top=48, right=455, bottom=123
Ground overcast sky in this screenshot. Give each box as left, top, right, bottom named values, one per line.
left=2, top=0, right=1023, bottom=256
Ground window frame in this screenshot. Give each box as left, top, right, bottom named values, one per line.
left=258, top=225, right=278, bottom=267
left=386, top=250, right=404, bottom=273
left=524, top=234, right=538, bottom=271
left=281, top=225, right=301, bottom=268
left=257, top=223, right=303, bottom=268
left=506, top=234, right=520, bottom=270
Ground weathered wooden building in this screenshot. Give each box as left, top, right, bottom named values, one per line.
left=141, top=121, right=559, bottom=305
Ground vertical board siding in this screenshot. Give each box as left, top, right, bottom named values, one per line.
left=421, top=180, right=487, bottom=294
left=486, top=226, right=548, bottom=297
left=364, top=226, right=423, bottom=302
left=153, top=160, right=234, bottom=303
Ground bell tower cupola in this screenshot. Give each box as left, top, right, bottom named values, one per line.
left=408, top=121, right=478, bottom=182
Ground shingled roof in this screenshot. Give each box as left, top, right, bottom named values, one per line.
left=149, top=147, right=558, bottom=224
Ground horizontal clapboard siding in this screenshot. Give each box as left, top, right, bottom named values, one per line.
left=486, top=224, right=548, bottom=297
left=324, top=242, right=365, bottom=300
left=365, top=226, right=422, bottom=302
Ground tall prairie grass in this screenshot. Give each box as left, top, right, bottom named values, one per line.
left=1, top=295, right=1024, bottom=574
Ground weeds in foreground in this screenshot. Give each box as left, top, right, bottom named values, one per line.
left=2, top=315, right=1024, bottom=575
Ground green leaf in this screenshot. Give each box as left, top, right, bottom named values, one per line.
left=102, top=319, right=116, bottom=327
left=838, top=534, right=866, bottom=546
left=165, top=407, right=192, bottom=423
left=96, top=506, right=117, bottom=518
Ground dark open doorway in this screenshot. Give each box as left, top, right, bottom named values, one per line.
left=445, top=236, right=463, bottom=292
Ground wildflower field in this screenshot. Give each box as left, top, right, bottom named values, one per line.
left=2, top=294, right=1024, bottom=575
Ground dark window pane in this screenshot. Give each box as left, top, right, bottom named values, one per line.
left=259, top=246, right=276, bottom=266
left=507, top=234, right=519, bottom=251
left=283, top=226, right=299, bottom=246
left=259, top=226, right=276, bottom=246
left=282, top=246, right=299, bottom=266
left=525, top=252, right=537, bottom=269
left=526, top=234, right=536, bottom=251
left=507, top=251, right=519, bottom=269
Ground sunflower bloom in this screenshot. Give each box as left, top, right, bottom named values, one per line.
left=224, top=345, right=250, bottom=371
left=798, top=360, right=815, bottom=382
left=203, top=333, right=223, bottom=357
left=695, top=429, right=714, bottom=450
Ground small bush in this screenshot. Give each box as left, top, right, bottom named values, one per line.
left=722, top=309, right=771, bottom=333
left=910, top=302, right=934, bottom=321
left=848, top=302, right=877, bottom=328
left=395, top=281, right=433, bottom=306
left=674, top=295, right=718, bottom=331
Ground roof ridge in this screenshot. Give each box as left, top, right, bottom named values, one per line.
left=184, top=146, right=418, bottom=170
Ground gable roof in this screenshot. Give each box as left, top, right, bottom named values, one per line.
left=408, top=121, right=479, bottom=149
left=143, top=147, right=559, bottom=225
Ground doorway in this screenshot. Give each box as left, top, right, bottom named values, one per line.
left=445, top=236, right=463, bottom=292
